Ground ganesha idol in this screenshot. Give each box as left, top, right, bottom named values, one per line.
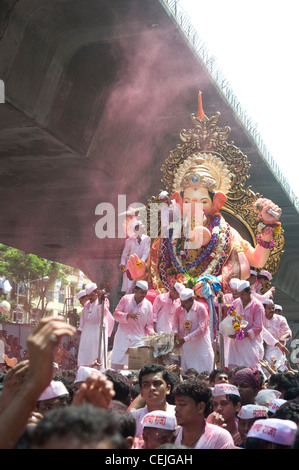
left=126, top=111, right=284, bottom=297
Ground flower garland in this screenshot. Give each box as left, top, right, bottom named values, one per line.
left=256, top=234, right=276, bottom=249
left=256, top=222, right=283, bottom=250
left=162, top=214, right=230, bottom=278
left=227, top=304, right=245, bottom=340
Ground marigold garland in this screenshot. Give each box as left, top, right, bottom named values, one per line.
left=227, top=304, right=245, bottom=340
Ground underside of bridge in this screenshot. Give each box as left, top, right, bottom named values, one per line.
left=0, top=0, right=298, bottom=324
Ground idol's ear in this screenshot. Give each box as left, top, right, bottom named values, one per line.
left=211, top=191, right=227, bottom=215
left=171, top=192, right=183, bottom=213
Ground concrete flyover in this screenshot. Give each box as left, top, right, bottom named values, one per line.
left=0, top=0, right=298, bottom=332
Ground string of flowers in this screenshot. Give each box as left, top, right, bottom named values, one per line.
left=166, top=214, right=221, bottom=274
left=227, top=304, right=245, bottom=340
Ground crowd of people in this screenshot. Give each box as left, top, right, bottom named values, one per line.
left=0, top=268, right=298, bottom=451
left=0, top=328, right=26, bottom=370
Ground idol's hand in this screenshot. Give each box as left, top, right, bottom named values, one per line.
left=254, top=198, right=281, bottom=226
left=127, top=254, right=146, bottom=280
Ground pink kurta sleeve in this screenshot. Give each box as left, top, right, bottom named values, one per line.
left=113, top=296, right=130, bottom=324
left=172, top=307, right=180, bottom=334
left=145, top=303, right=155, bottom=336
left=105, top=308, right=115, bottom=337
left=246, top=302, right=263, bottom=339
left=262, top=326, right=279, bottom=346
left=152, top=295, right=163, bottom=323
left=278, top=316, right=292, bottom=340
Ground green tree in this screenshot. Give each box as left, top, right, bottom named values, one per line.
left=0, top=244, right=74, bottom=317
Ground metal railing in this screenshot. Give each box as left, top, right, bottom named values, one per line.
left=160, top=0, right=299, bottom=212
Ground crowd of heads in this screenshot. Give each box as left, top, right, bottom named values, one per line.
left=0, top=266, right=298, bottom=450
left=1, top=358, right=297, bottom=450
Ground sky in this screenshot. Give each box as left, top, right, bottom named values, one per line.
left=177, top=0, right=299, bottom=200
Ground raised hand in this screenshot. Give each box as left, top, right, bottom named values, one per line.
left=26, top=316, right=76, bottom=398
left=72, top=374, right=115, bottom=409
left=0, top=361, right=29, bottom=414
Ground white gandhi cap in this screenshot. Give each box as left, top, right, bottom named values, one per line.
left=142, top=410, right=177, bottom=431
left=135, top=280, right=148, bottom=291
left=180, top=288, right=194, bottom=301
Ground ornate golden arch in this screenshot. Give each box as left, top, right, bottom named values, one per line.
left=147, top=111, right=284, bottom=276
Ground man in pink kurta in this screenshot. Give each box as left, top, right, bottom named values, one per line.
left=262, top=299, right=292, bottom=371
left=152, top=282, right=184, bottom=334
left=214, top=278, right=241, bottom=368
left=250, top=269, right=275, bottom=301
left=111, top=280, right=155, bottom=369
left=227, top=280, right=264, bottom=371
left=172, top=288, right=214, bottom=374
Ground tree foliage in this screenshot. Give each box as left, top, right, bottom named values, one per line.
left=0, top=244, right=75, bottom=312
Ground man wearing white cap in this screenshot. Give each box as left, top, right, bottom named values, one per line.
left=141, top=410, right=177, bottom=449
left=226, top=280, right=264, bottom=371
left=215, top=278, right=242, bottom=368
left=120, top=220, right=151, bottom=294
left=248, top=269, right=276, bottom=302
left=237, top=404, right=269, bottom=447
left=72, top=366, right=115, bottom=410
left=152, top=281, right=185, bottom=334
left=274, top=304, right=283, bottom=314
left=73, top=365, right=102, bottom=392
left=251, top=269, right=273, bottom=295
left=208, top=384, right=242, bottom=446
left=76, top=289, right=89, bottom=307
left=111, top=280, right=155, bottom=369
left=37, top=380, right=69, bottom=416
left=268, top=398, right=287, bottom=416
left=245, top=418, right=297, bottom=449
left=172, top=288, right=214, bottom=374
left=255, top=388, right=282, bottom=407
left=75, top=283, right=114, bottom=368
left=262, top=298, right=292, bottom=373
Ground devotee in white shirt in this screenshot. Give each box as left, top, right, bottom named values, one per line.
left=120, top=220, right=151, bottom=294
left=75, top=283, right=114, bottom=368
